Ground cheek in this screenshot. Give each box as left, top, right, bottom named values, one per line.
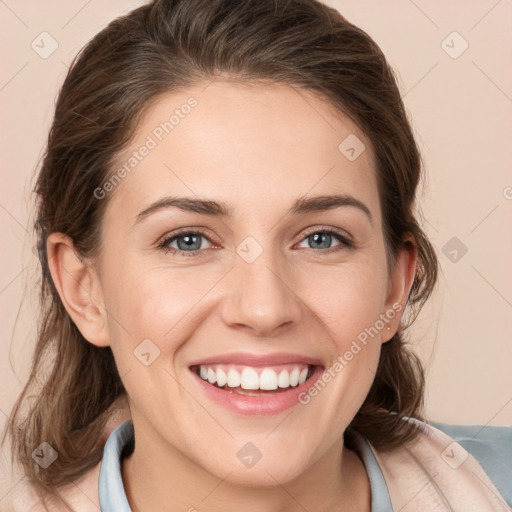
left=293, top=264, right=387, bottom=433
left=101, top=260, right=218, bottom=367
left=101, top=268, right=194, bottom=413
left=102, top=252, right=198, bottom=328
left=300, top=259, right=389, bottom=341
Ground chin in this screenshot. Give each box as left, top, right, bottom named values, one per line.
left=197, top=447, right=313, bottom=488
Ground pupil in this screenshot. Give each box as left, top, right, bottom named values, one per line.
left=178, top=234, right=201, bottom=251
left=310, top=233, right=330, bottom=249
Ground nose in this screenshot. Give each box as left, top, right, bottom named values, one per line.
left=219, top=253, right=303, bottom=337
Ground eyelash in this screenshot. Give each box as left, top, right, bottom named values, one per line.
left=157, top=227, right=354, bottom=257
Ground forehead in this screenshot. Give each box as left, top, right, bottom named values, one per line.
left=106, top=80, right=380, bottom=224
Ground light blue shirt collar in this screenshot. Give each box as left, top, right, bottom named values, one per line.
left=98, top=419, right=393, bottom=511
left=98, top=420, right=133, bottom=511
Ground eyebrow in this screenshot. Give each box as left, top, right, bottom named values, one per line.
left=134, top=194, right=373, bottom=226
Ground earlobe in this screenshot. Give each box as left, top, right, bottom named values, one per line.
left=382, top=234, right=418, bottom=342
left=46, top=232, right=110, bottom=347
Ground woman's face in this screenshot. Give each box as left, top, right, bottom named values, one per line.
left=92, top=80, right=411, bottom=485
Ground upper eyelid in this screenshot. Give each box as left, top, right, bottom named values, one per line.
left=300, top=225, right=352, bottom=240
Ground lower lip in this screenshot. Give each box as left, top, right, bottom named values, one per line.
left=189, top=365, right=325, bottom=416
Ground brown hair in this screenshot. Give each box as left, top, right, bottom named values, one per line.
left=3, top=0, right=438, bottom=508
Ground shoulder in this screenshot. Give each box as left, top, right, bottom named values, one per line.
left=429, top=420, right=512, bottom=506
left=369, top=417, right=512, bottom=511
left=59, top=460, right=102, bottom=510
left=2, top=461, right=102, bottom=512
left=1, top=404, right=129, bottom=511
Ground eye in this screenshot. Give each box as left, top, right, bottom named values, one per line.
left=157, top=226, right=354, bottom=257
left=157, top=229, right=215, bottom=256
left=296, top=227, right=353, bottom=252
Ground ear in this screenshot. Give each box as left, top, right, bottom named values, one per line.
left=46, top=232, right=110, bottom=347
left=381, top=233, right=417, bottom=343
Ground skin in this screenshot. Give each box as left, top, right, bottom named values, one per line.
left=48, top=80, right=417, bottom=512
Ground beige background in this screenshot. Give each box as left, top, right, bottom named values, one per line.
left=1, top=0, right=511, bottom=461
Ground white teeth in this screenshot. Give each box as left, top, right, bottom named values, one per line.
left=289, top=368, right=300, bottom=387
left=240, top=367, right=259, bottom=390
left=207, top=368, right=217, bottom=385
left=216, top=368, right=227, bottom=387
left=259, top=368, right=278, bottom=390
left=227, top=368, right=241, bottom=387
left=196, top=364, right=313, bottom=390
left=298, top=368, right=308, bottom=385
left=277, top=369, right=290, bottom=388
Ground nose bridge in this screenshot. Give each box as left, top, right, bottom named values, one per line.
left=220, top=238, right=303, bottom=335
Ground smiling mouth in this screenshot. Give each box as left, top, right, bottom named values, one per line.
left=190, top=364, right=320, bottom=395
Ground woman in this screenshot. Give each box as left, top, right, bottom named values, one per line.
left=2, top=0, right=510, bottom=510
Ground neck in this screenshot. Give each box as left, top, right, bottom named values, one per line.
left=121, top=421, right=370, bottom=512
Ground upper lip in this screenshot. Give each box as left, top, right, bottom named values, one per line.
left=188, top=352, right=324, bottom=368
